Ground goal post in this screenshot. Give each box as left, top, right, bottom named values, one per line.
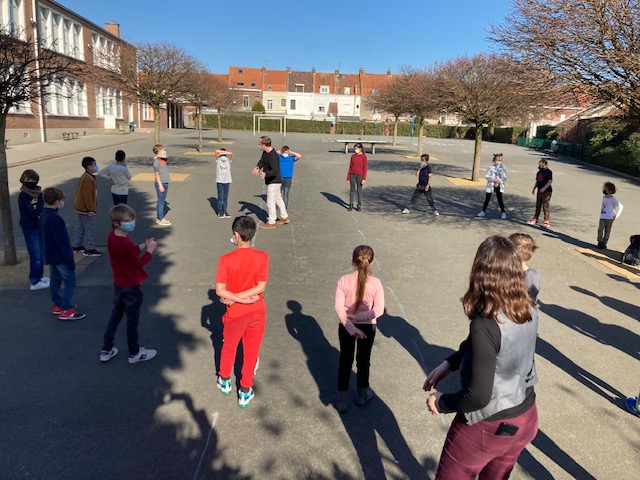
left=253, top=113, right=287, bottom=138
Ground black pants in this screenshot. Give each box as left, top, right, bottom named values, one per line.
left=410, top=184, right=436, bottom=211
left=482, top=187, right=505, bottom=212
left=337, top=323, right=376, bottom=391
left=102, top=285, right=143, bottom=355
left=349, top=174, right=363, bottom=208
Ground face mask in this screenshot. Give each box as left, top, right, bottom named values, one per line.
left=603, top=190, right=608, bottom=195
left=420, top=161, right=427, bottom=167
left=162, top=151, right=167, bottom=157
left=93, top=165, right=99, bottom=173
left=230, top=236, right=237, bottom=246
left=282, top=153, right=289, bottom=158
left=58, top=201, right=64, bottom=209
left=354, top=149, right=360, bottom=154
left=538, top=166, right=544, bottom=170
left=495, top=161, right=502, bottom=167
left=258, top=145, right=263, bottom=151
left=24, top=181, right=38, bottom=189
left=119, top=220, right=135, bottom=232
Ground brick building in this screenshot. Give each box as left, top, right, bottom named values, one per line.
left=1, top=0, right=174, bottom=145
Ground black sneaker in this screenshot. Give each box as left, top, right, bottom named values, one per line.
left=73, top=246, right=85, bottom=254
left=83, top=249, right=102, bottom=257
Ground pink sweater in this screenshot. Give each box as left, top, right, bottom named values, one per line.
left=334, top=273, right=385, bottom=336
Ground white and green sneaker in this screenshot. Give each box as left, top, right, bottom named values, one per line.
left=238, top=388, right=254, bottom=408
left=217, top=376, right=232, bottom=395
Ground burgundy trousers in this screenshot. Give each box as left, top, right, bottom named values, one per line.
left=435, top=403, right=538, bottom=480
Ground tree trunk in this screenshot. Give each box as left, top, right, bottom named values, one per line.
left=197, top=110, right=203, bottom=152
left=217, top=113, right=222, bottom=143
left=393, top=118, right=398, bottom=146
left=472, top=122, right=483, bottom=181
left=0, top=114, right=17, bottom=265
left=415, top=120, right=424, bottom=158
left=488, top=121, right=495, bottom=142
left=153, top=105, right=161, bottom=144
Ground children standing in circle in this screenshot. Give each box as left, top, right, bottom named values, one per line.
left=72, top=156, right=101, bottom=256
left=278, top=145, right=302, bottom=210
left=347, top=143, right=368, bottom=212
left=18, top=169, right=49, bottom=290
left=152, top=144, right=171, bottom=226
left=101, top=150, right=131, bottom=205
left=477, top=154, right=507, bottom=219
left=215, top=148, right=233, bottom=218
left=509, top=233, right=541, bottom=303
left=527, top=159, right=553, bottom=228
left=597, top=181, right=623, bottom=249
left=401, top=154, right=440, bottom=215
left=334, top=245, right=385, bottom=413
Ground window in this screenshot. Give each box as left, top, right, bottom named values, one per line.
left=344, top=87, right=350, bottom=95
left=44, top=76, right=86, bottom=116
left=95, top=85, right=123, bottom=118
left=142, top=104, right=152, bottom=121
left=92, top=33, right=118, bottom=70
left=318, top=106, right=325, bottom=112
left=320, top=86, right=329, bottom=93
left=268, top=85, right=272, bottom=91
left=266, top=99, right=273, bottom=110
left=290, top=99, right=296, bottom=110
left=280, top=99, right=286, bottom=107
left=238, top=69, right=243, bottom=74
left=243, top=95, right=249, bottom=108
left=236, top=82, right=245, bottom=86
left=294, top=84, right=304, bottom=92
left=2, top=0, right=26, bottom=38
left=371, top=89, right=378, bottom=95
left=251, top=83, right=256, bottom=87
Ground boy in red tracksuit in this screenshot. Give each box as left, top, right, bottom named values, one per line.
left=215, top=216, right=269, bottom=408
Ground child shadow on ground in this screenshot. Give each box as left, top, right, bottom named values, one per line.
left=200, top=289, right=244, bottom=387
left=285, top=300, right=431, bottom=479
left=237, top=201, right=266, bottom=222
left=207, top=197, right=218, bottom=213
left=320, top=192, right=350, bottom=210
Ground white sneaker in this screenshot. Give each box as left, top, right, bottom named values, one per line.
left=128, top=347, right=157, bottom=364
left=100, top=347, right=118, bottom=362
left=41, top=276, right=50, bottom=283
left=433, top=210, right=440, bottom=216
left=501, top=212, right=507, bottom=220
left=156, top=219, right=172, bottom=226
left=401, top=208, right=410, bottom=214
left=476, top=211, right=486, bottom=217
left=30, top=279, right=49, bottom=290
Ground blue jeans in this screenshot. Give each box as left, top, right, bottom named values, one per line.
left=281, top=177, right=292, bottom=209
left=216, top=182, right=230, bottom=214
left=154, top=182, right=169, bottom=220
left=102, top=285, right=143, bottom=355
left=49, top=263, right=76, bottom=311
left=22, top=227, right=44, bottom=284
left=112, top=193, right=128, bottom=205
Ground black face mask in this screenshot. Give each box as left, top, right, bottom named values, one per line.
left=538, top=167, right=544, bottom=170
left=24, top=181, right=38, bottom=189
left=603, top=190, right=608, bottom=195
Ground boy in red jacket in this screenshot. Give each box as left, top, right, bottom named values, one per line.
left=100, top=205, right=158, bottom=364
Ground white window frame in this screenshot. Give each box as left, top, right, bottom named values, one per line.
left=37, top=6, right=84, bottom=60
left=344, top=87, right=351, bottom=95
left=290, top=99, right=296, bottom=110
left=320, top=85, right=329, bottom=94
left=142, top=104, right=152, bottom=121
left=280, top=99, right=286, bottom=107
left=2, top=0, right=26, bottom=39
left=318, top=105, right=325, bottom=112
left=242, top=95, right=249, bottom=108
left=266, top=99, right=273, bottom=110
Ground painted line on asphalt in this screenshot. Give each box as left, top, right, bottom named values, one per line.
left=192, top=411, right=220, bottom=480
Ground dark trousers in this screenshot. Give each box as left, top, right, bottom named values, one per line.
left=349, top=174, right=363, bottom=208
left=112, top=193, right=128, bottom=205
left=482, top=187, right=505, bottom=212
left=22, top=227, right=44, bottom=284
left=435, top=403, right=538, bottom=479
left=337, top=323, right=376, bottom=391
left=280, top=177, right=292, bottom=209
left=534, top=190, right=552, bottom=221
left=597, top=218, right=615, bottom=245
left=102, top=285, right=143, bottom=356
left=410, top=184, right=436, bottom=211
left=216, top=182, right=230, bottom=214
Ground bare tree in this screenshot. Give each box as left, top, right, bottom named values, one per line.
left=184, top=71, right=215, bottom=151
left=112, top=42, right=203, bottom=144
left=208, top=77, right=239, bottom=143
left=490, top=0, right=640, bottom=117
left=404, top=68, right=440, bottom=158
left=432, top=54, right=540, bottom=180
left=0, top=28, right=86, bottom=265
left=364, top=75, right=410, bottom=146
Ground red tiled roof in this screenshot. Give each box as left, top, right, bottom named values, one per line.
left=228, top=66, right=263, bottom=89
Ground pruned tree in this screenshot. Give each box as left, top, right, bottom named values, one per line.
left=490, top=0, right=640, bottom=117
left=432, top=54, right=541, bottom=180
left=184, top=71, right=216, bottom=151
left=208, top=76, right=239, bottom=143
left=365, top=74, right=410, bottom=146
left=404, top=67, right=440, bottom=158
left=0, top=27, right=86, bottom=265
left=112, top=42, right=203, bottom=144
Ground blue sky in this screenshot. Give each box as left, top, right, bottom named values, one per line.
left=60, top=0, right=509, bottom=74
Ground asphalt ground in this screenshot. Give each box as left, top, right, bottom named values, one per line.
left=0, top=129, right=638, bottom=479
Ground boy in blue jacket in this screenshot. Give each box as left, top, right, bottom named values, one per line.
left=18, top=169, right=49, bottom=290
left=40, top=188, right=86, bottom=320
left=401, top=154, right=440, bottom=215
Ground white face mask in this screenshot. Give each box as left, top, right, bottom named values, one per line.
left=282, top=153, right=289, bottom=158
left=420, top=161, right=427, bottom=167
left=354, top=148, right=360, bottom=154
left=58, top=201, right=65, bottom=209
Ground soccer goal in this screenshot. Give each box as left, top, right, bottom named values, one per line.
left=253, top=113, right=287, bottom=138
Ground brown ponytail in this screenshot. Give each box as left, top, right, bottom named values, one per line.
left=352, top=245, right=374, bottom=310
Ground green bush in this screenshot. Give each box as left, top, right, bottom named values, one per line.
left=587, top=118, right=640, bottom=176
left=251, top=102, right=266, bottom=113
left=535, top=125, right=555, bottom=139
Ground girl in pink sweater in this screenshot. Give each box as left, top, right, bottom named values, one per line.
left=334, top=245, right=385, bottom=413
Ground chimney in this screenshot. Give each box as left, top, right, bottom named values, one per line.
left=105, top=22, right=120, bottom=37
left=359, top=68, right=364, bottom=75
left=387, top=68, right=391, bottom=75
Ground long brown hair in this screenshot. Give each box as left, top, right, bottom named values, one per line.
left=353, top=245, right=374, bottom=310
left=463, top=236, right=532, bottom=324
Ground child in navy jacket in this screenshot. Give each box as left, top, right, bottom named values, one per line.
left=18, top=169, right=48, bottom=290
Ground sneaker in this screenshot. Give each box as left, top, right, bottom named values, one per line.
left=527, top=218, right=537, bottom=225
left=596, top=242, right=604, bottom=249
left=100, top=347, right=118, bottom=362
left=276, top=217, right=290, bottom=225
left=83, top=249, right=102, bottom=257
left=238, top=387, right=255, bottom=408
left=543, top=221, right=550, bottom=228
left=433, top=210, right=440, bottom=216
left=128, top=347, right=157, bottom=364
left=30, top=279, right=49, bottom=290
left=259, top=223, right=276, bottom=229
left=476, top=210, right=486, bottom=218
left=355, top=207, right=361, bottom=212
left=224, top=213, right=232, bottom=218
left=73, top=246, right=85, bottom=254
left=156, top=219, right=172, bottom=226
left=59, top=308, right=86, bottom=320
left=501, top=212, right=507, bottom=220
left=41, top=276, right=50, bottom=283
left=217, top=376, right=232, bottom=395
left=218, top=213, right=225, bottom=219
left=53, top=304, right=75, bottom=315
left=401, top=208, right=411, bottom=214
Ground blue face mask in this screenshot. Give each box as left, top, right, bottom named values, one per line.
left=420, top=161, right=427, bottom=167
left=93, top=165, right=99, bottom=173
left=258, top=145, right=263, bottom=151
left=119, top=220, right=135, bottom=232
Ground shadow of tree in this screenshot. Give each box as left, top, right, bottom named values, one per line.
left=570, top=286, right=640, bottom=323
left=124, top=155, right=212, bottom=168
left=285, top=300, right=431, bottom=479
